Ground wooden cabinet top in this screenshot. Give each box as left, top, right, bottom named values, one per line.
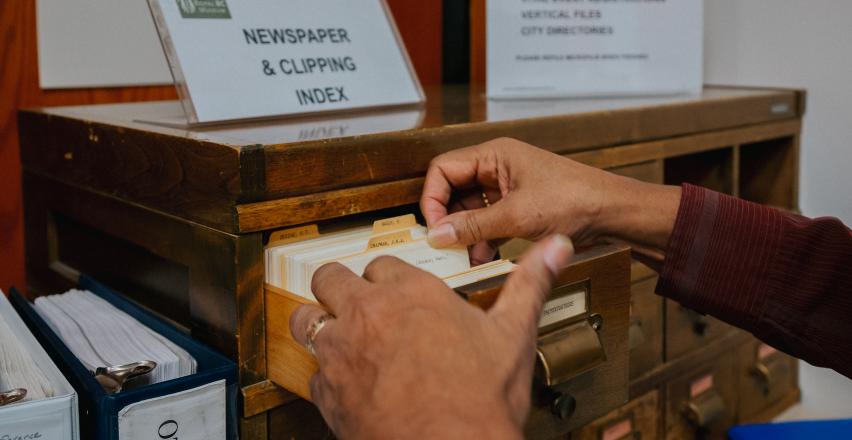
left=19, top=85, right=804, bottom=233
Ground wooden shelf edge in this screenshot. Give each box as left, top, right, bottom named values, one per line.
left=242, top=380, right=299, bottom=418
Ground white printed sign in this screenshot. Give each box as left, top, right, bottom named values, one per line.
left=147, top=0, right=423, bottom=124
left=118, top=380, right=226, bottom=440
left=487, top=0, right=704, bottom=99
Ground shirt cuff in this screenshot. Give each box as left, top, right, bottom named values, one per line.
left=656, top=183, right=784, bottom=330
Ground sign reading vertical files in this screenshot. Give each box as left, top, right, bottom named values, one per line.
left=148, top=0, right=423, bottom=124
left=487, top=0, right=703, bottom=99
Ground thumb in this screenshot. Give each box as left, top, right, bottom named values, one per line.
left=427, top=197, right=524, bottom=248
left=489, top=235, right=574, bottom=331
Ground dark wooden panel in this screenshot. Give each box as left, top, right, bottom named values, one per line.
left=664, top=147, right=736, bottom=195
left=52, top=212, right=191, bottom=326
left=629, top=277, right=663, bottom=381
left=268, top=400, right=333, bottom=440
left=665, top=299, right=736, bottom=362
left=573, top=390, right=660, bottom=440
left=739, top=137, right=799, bottom=209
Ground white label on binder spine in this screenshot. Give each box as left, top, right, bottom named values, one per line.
left=146, top=0, right=423, bottom=124
left=0, top=405, right=69, bottom=440
left=118, top=380, right=226, bottom=440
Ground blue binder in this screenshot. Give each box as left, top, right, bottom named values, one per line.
left=10, top=275, right=239, bottom=440
left=729, top=419, right=852, bottom=439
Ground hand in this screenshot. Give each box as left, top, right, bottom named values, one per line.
left=421, top=138, right=681, bottom=266
left=290, top=236, right=574, bottom=440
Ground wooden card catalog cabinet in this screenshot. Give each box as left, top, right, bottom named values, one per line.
left=18, top=85, right=804, bottom=438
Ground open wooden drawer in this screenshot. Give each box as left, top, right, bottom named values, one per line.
left=265, top=245, right=631, bottom=438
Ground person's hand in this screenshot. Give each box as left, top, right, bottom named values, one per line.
left=421, top=138, right=681, bottom=265
left=290, top=236, right=574, bottom=440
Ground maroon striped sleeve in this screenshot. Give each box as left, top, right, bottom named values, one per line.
left=657, top=183, right=852, bottom=379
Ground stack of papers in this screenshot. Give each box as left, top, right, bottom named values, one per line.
left=265, top=214, right=516, bottom=301
left=34, top=289, right=196, bottom=386
left=0, top=306, right=54, bottom=403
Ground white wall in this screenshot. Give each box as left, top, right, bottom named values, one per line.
left=705, top=0, right=852, bottom=224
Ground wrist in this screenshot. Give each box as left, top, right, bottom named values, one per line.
left=595, top=175, right=682, bottom=254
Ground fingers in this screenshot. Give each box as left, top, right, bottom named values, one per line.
left=311, top=263, right=370, bottom=314
left=421, top=145, right=504, bottom=228
left=427, top=197, right=524, bottom=249
left=470, top=241, right=499, bottom=266
left=362, top=255, right=427, bottom=284
left=489, top=235, right=574, bottom=331
left=290, top=303, right=336, bottom=349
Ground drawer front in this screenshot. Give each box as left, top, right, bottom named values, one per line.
left=665, top=300, right=733, bottom=361
left=573, top=390, right=660, bottom=440
left=665, top=352, right=737, bottom=440
left=737, top=341, right=799, bottom=421
left=629, top=276, right=663, bottom=381
left=510, top=247, right=633, bottom=438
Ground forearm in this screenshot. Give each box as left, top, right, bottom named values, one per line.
left=654, top=184, right=852, bottom=378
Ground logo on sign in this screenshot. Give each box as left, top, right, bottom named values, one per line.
left=177, top=0, right=231, bottom=19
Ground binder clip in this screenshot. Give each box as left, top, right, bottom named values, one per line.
left=94, top=361, right=157, bottom=394
left=0, top=388, right=27, bottom=406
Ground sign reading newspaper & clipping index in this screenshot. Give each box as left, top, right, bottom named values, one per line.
left=487, top=0, right=704, bottom=99
left=147, top=0, right=424, bottom=125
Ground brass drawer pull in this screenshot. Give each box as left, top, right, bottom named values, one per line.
left=751, top=359, right=788, bottom=396
left=683, top=390, right=725, bottom=428
left=535, top=315, right=606, bottom=387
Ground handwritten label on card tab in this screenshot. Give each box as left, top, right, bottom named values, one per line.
left=373, top=214, right=417, bottom=234
left=690, top=374, right=714, bottom=398
left=367, top=230, right=413, bottom=250
left=118, top=380, right=226, bottom=440
left=269, top=224, right=320, bottom=246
